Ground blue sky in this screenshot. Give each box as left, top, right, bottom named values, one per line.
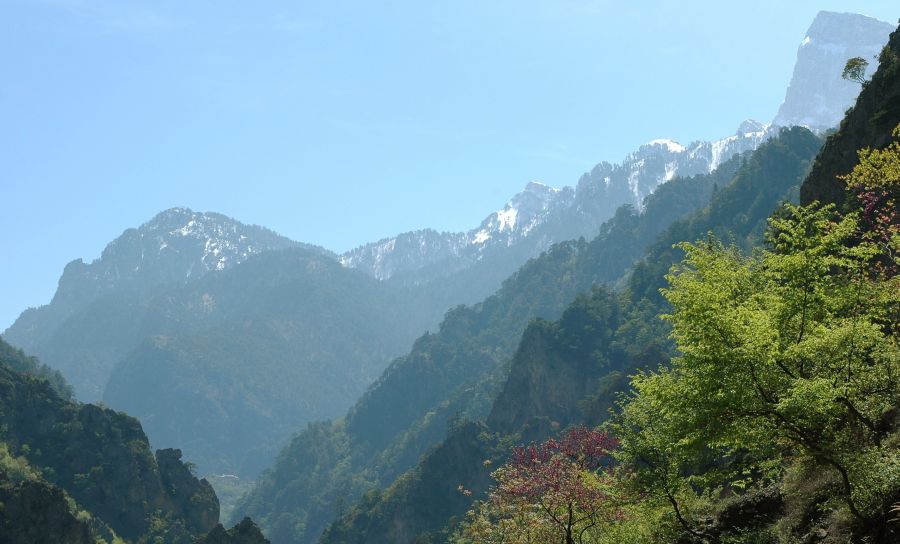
left=1, top=0, right=897, bottom=329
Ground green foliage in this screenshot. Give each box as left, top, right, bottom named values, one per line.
left=842, top=56, right=870, bottom=85
left=0, top=354, right=221, bottom=541
left=0, top=441, right=40, bottom=484
left=0, top=335, right=73, bottom=399
left=616, top=189, right=899, bottom=539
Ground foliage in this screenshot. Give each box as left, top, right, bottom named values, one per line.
left=461, top=428, right=623, bottom=544
left=0, top=335, right=73, bottom=399
left=615, top=136, right=900, bottom=540
left=0, top=349, right=221, bottom=541
left=842, top=56, right=870, bottom=85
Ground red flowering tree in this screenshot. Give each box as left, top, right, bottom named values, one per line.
left=462, top=427, right=623, bottom=544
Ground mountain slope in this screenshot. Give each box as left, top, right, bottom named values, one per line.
left=4, top=210, right=437, bottom=477
left=315, top=127, right=823, bottom=544
left=0, top=336, right=219, bottom=541
left=801, top=20, right=900, bottom=207
left=234, top=129, right=821, bottom=544
left=102, top=247, right=429, bottom=476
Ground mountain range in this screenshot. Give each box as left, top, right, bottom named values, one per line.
left=1, top=9, right=897, bottom=544
left=2, top=2, right=894, bottom=501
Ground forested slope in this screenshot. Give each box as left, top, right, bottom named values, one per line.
left=236, top=129, right=821, bottom=544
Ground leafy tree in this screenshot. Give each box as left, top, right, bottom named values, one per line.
left=615, top=127, right=900, bottom=537
left=462, top=428, right=623, bottom=544
left=842, top=56, right=870, bottom=85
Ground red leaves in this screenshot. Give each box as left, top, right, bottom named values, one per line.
left=498, top=427, right=621, bottom=525
left=510, top=426, right=618, bottom=472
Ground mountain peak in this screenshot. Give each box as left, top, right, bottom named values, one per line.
left=522, top=181, right=558, bottom=194
left=773, top=11, right=893, bottom=130
left=646, top=139, right=686, bottom=153
left=736, top=119, right=767, bottom=135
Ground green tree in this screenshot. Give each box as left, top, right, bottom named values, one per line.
left=615, top=128, right=900, bottom=534
left=842, top=56, right=869, bottom=85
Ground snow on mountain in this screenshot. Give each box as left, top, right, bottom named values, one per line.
left=67, top=207, right=306, bottom=294
left=343, top=12, right=893, bottom=285
left=4, top=208, right=309, bottom=356
left=773, top=11, right=893, bottom=130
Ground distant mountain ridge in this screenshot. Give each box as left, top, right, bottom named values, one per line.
left=340, top=120, right=771, bottom=285
left=342, top=11, right=893, bottom=287
left=6, top=208, right=311, bottom=371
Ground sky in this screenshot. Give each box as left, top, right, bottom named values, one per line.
left=1, top=0, right=897, bottom=330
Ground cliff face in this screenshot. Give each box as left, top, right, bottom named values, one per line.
left=801, top=23, right=900, bottom=206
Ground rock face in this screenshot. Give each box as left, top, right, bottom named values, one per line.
left=774, top=11, right=894, bottom=130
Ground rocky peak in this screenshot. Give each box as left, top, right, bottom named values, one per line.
left=773, top=11, right=893, bottom=130
left=4, top=208, right=307, bottom=356
left=737, top=119, right=768, bottom=135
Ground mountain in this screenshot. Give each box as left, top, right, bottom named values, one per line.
left=773, top=11, right=894, bottom=130
left=3, top=208, right=312, bottom=399
left=233, top=127, right=823, bottom=544
left=3, top=210, right=437, bottom=477
left=101, top=247, right=430, bottom=476
left=343, top=10, right=893, bottom=302
left=317, top=20, right=900, bottom=542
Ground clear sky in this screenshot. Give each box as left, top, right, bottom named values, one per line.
left=1, top=1, right=897, bottom=330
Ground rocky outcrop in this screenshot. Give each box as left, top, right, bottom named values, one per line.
left=0, top=343, right=220, bottom=540
left=197, top=518, right=270, bottom=544
left=157, top=448, right=220, bottom=535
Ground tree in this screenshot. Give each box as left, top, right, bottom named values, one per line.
left=461, top=428, right=623, bottom=544
left=615, top=125, right=900, bottom=536
left=842, top=56, right=870, bottom=85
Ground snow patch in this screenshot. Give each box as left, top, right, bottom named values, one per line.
left=472, top=230, right=491, bottom=244
left=496, top=207, right=518, bottom=231
left=664, top=162, right=677, bottom=182
left=648, top=139, right=686, bottom=153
